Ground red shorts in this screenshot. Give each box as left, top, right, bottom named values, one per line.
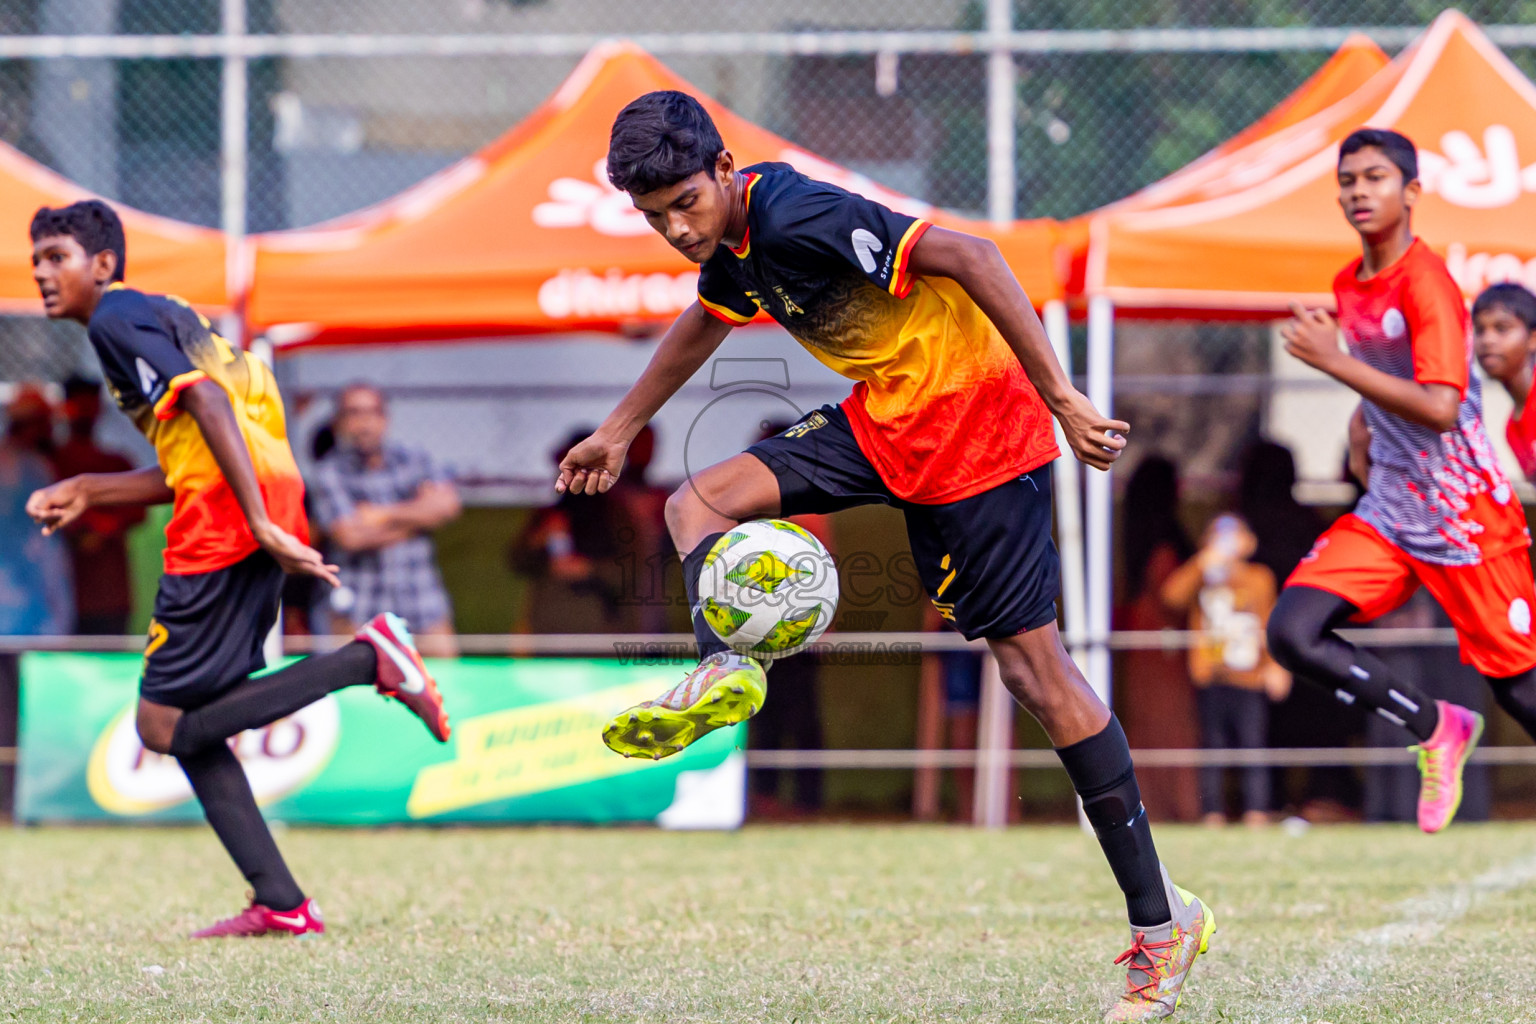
left=1287, top=514, right=1536, bottom=678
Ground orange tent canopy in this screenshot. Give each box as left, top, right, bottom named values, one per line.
left=1061, top=34, right=1389, bottom=298
left=0, top=142, right=228, bottom=315
left=1088, top=11, right=1536, bottom=312
left=246, top=43, right=1063, bottom=349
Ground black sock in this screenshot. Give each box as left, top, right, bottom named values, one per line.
left=178, top=742, right=304, bottom=911
left=1267, top=586, right=1439, bottom=741
left=682, top=533, right=732, bottom=661
left=169, top=641, right=377, bottom=757
left=1056, top=716, right=1170, bottom=928
left=1486, top=668, right=1536, bottom=741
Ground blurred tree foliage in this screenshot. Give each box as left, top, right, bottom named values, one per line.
left=943, top=0, right=1536, bottom=217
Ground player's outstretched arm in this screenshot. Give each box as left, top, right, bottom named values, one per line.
left=179, top=379, right=340, bottom=586
left=1282, top=303, right=1459, bottom=432
left=557, top=302, right=734, bottom=495
left=906, top=226, right=1128, bottom=470
left=26, top=467, right=172, bottom=535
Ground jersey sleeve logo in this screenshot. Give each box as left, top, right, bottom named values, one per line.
left=851, top=228, right=884, bottom=274
left=135, top=357, right=162, bottom=399
left=1382, top=308, right=1407, bottom=339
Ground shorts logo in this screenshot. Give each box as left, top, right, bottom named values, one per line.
left=851, top=228, right=883, bottom=273
left=1382, top=308, right=1406, bottom=339
left=782, top=413, right=828, bottom=439
left=1299, top=537, right=1329, bottom=564
left=144, top=619, right=169, bottom=660
left=1510, top=598, right=1531, bottom=636
left=932, top=553, right=959, bottom=621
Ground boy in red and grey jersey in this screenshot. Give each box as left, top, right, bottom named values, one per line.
left=1271, top=128, right=1536, bottom=834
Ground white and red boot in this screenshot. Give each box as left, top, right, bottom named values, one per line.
left=354, top=612, right=452, bottom=742
left=191, top=896, right=324, bottom=938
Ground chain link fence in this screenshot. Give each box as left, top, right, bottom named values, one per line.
left=3, top=0, right=1536, bottom=404
left=3, top=2, right=1536, bottom=238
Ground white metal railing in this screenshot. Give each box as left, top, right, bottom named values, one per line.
left=3, top=629, right=1531, bottom=822
left=750, top=747, right=1536, bottom=769
left=14, top=25, right=1536, bottom=60
left=2, top=746, right=1526, bottom=770
left=0, top=627, right=1480, bottom=656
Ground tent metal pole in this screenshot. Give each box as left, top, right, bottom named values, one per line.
left=1044, top=299, right=1087, bottom=667
left=220, top=0, right=247, bottom=347
left=972, top=650, right=1014, bottom=828
left=1085, top=296, right=1115, bottom=708
left=985, top=0, right=1015, bottom=225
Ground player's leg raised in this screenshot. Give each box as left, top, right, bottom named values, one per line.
left=602, top=453, right=783, bottom=760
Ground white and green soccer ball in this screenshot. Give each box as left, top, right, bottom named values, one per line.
left=699, top=519, right=839, bottom=659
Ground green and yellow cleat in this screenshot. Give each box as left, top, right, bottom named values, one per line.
left=601, top=651, right=767, bottom=760
left=1103, top=866, right=1216, bottom=1021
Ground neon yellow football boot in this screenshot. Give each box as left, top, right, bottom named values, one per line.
left=601, top=652, right=767, bottom=760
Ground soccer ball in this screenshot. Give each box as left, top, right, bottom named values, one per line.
left=699, top=519, right=839, bottom=659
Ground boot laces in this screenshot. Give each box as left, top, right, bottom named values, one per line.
left=1413, top=742, right=1449, bottom=803
left=1114, top=930, right=1178, bottom=1000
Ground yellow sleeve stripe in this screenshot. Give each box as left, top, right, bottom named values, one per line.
left=698, top=295, right=755, bottom=325
left=152, top=370, right=209, bottom=421
left=888, top=219, right=932, bottom=299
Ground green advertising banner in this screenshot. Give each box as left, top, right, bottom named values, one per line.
left=17, top=653, right=745, bottom=828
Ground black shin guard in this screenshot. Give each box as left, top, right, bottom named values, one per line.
left=170, top=641, right=377, bottom=757
left=178, top=742, right=304, bottom=911
left=682, top=533, right=732, bottom=661
left=1267, top=586, right=1439, bottom=741
left=1486, top=667, right=1536, bottom=741
left=1056, top=716, right=1170, bottom=928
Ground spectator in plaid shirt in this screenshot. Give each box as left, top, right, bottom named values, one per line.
left=311, top=383, right=461, bottom=656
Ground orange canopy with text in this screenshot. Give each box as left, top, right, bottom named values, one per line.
left=1061, top=34, right=1389, bottom=297
left=1087, top=12, right=1536, bottom=311
left=246, top=43, right=1063, bottom=348
left=0, top=142, right=228, bottom=315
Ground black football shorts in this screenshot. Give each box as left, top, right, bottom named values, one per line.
left=747, top=404, right=1061, bottom=641
left=139, top=549, right=284, bottom=709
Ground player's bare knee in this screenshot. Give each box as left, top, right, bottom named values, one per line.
left=135, top=701, right=180, bottom=756
left=997, top=662, right=1061, bottom=719
left=135, top=718, right=174, bottom=755
left=664, top=482, right=713, bottom=545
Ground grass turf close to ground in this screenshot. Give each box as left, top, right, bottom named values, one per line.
left=3, top=823, right=1535, bottom=1022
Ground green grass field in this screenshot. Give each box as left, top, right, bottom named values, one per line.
left=4, top=823, right=1536, bottom=1023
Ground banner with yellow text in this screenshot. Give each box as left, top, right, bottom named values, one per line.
left=17, top=654, right=744, bottom=828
